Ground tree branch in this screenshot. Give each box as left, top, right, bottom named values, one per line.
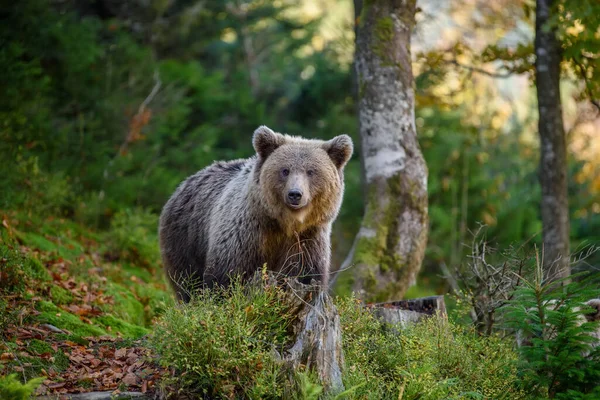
left=446, top=59, right=514, bottom=79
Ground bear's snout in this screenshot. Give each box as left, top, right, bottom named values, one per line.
left=284, top=173, right=310, bottom=210
left=287, top=189, right=303, bottom=206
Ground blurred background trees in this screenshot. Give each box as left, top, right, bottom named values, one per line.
left=1, top=0, right=599, bottom=298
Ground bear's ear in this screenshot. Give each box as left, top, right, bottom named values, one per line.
left=253, top=126, right=285, bottom=159
left=323, top=134, right=353, bottom=169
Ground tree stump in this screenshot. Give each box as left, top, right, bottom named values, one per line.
left=367, top=295, right=446, bottom=329
left=274, top=277, right=345, bottom=394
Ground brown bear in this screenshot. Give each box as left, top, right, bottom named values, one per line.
left=159, top=126, right=353, bottom=301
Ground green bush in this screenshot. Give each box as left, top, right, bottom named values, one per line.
left=0, top=374, right=44, bottom=400
left=152, top=278, right=525, bottom=399
left=337, top=296, right=525, bottom=399
left=151, top=277, right=296, bottom=399
left=504, top=269, right=600, bottom=399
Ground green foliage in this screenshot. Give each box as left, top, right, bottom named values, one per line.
left=337, top=296, right=525, bottom=399
left=0, top=243, right=50, bottom=296
left=551, top=0, right=600, bottom=103
left=50, top=285, right=74, bottom=306
left=34, top=300, right=107, bottom=337
left=151, top=278, right=295, bottom=399
left=504, top=268, right=600, bottom=398
left=153, top=281, right=525, bottom=399
left=108, top=208, right=160, bottom=266
left=0, top=374, right=44, bottom=400
left=418, top=106, right=541, bottom=285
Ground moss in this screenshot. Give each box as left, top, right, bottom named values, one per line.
left=133, top=284, right=172, bottom=325
left=27, top=339, right=53, bottom=355
left=122, top=263, right=154, bottom=283
left=17, top=229, right=88, bottom=261
left=35, top=300, right=107, bottom=337
left=54, top=350, right=70, bottom=372
left=373, top=17, right=395, bottom=66
left=54, top=333, right=89, bottom=346
left=17, top=340, right=70, bottom=377
left=94, top=315, right=148, bottom=338
left=50, top=285, right=73, bottom=305
left=345, top=171, right=426, bottom=301
left=103, top=282, right=146, bottom=326
left=27, top=257, right=52, bottom=282
left=352, top=237, right=379, bottom=268
left=17, top=232, right=58, bottom=253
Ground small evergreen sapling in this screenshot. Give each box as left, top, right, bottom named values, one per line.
left=504, top=260, right=600, bottom=399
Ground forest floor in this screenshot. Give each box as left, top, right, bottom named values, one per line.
left=0, top=210, right=171, bottom=397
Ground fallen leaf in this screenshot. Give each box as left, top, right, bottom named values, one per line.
left=115, top=347, right=127, bottom=359
left=122, top=373, right=138, bottom=386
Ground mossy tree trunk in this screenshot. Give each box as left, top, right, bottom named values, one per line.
left=535, top=0, right=570, bottom=281
left=340, top=0, right=428, bottom=301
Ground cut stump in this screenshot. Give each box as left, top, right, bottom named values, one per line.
left=272, top=277, right=345, bottom=394
left=367, top=295, right=447, bottom=328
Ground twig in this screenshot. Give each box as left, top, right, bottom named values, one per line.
left=446, top=59, right=514, bottom=79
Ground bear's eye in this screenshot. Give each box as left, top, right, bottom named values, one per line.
left=307, top=170, right=314, bottom=177
left=281, top=168, right=290, bottom=177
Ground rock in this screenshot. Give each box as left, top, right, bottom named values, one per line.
left=40, top=324, right=65, bottom=333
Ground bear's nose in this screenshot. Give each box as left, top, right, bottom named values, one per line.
left=287, top=190, right=303, bottom=204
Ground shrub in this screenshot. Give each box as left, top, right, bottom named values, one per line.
left=337, top=296, right=525, bottom=399
left=152, top=278, right=525, bottom=399
left=504, top=266, right=600, bottom=399
left=0, top=374, right=44, bottom=400
left=151, top=277, right=295, bottom=399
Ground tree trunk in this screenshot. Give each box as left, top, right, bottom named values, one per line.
left=535, top=0, right=570, bottom=281
left=339, top=0, right=428, bottom=302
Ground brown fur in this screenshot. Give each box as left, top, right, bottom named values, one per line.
left=159, top=126, right=353, bottom=301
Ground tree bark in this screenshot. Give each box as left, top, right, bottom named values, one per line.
left=535, top=0, right=570, bottom=281
left=339, top=0, right=428, bottom=301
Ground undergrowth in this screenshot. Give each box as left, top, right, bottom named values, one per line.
left=504, top=267, right=600, bottom=399
left=0, top=208, right=172, bottom=382
left=152, top=277, right=297, bottom=399
left=0, top=374, right=44, bottom=400
left=337, top=296, right=525, bottom=400
left=152, top=280, right=526, bottom=399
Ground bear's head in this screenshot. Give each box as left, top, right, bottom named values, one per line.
left=252, top=125, right=353, bottom=230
